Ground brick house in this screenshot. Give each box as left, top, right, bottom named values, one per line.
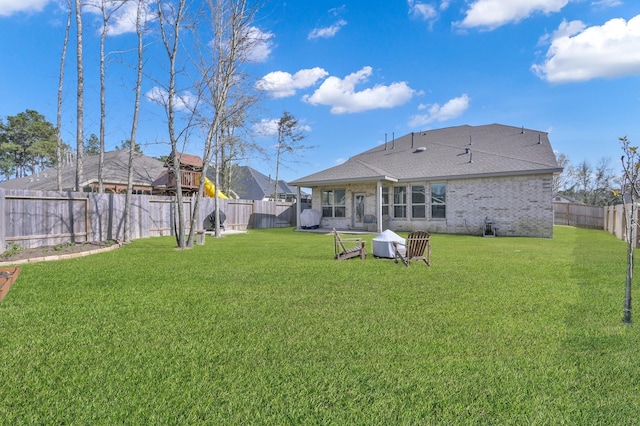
left=0, top=150, right=165, bottom=194
left=289, top=124, right=563, bottom=237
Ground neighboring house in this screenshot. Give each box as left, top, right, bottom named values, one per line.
left=208, top=165, right=306, bottom=202
left=552, top=194, right=584, bottom=204
left=289, top=124, right=563, bottom=238
left=0, top=150, right=166, bottom=194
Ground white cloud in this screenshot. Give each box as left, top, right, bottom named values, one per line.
left=244, top=26, right=275, bottom=63
left=252, top=117, right=311, bottom=137
left=252, top=118, right=279, bottom=137
left=0, top=0, right=50, bottom=16
left=408, top=94, right=470, bottom=127
left=592, top=0, right=622, bottom=7
left=303, top=66, right=415, bottom=114
left=408, top=0, right=437, bottom=21
left=532, top=15, right=640, bottom=83
left=308, top=19, right=347, bottom=40
left=457, top=0, right=570, bottom=30
left=255, top=67, right=329, bottom=99
left=105, top=1, right=153, bottom=36
left=81, top=1, right=154, bottom=36
left=145, top=87, right=196, bottom=112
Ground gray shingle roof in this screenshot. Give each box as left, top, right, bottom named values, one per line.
left=207, top=165, right=297, bottom=200
left=0, top=150, right=166, bottom=190
left=289, top=124, right=562, bottom=186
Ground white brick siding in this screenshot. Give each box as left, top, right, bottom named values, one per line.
left=311, top=173, right=554, bottom=238
left=446, top=174, right=554, bottom=238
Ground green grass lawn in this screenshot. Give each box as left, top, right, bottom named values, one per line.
left=1, top=226, right=639, bottom=424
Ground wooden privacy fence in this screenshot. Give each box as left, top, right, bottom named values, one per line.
left=553, top=202, right=604, bottom=229
left=604, top=204, right=640, bottom=247
left=0, top=188, right=297, bottom=253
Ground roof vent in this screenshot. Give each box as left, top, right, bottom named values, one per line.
left=414, top=146, right=426, bottom=153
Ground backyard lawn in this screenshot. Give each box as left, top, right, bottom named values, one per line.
left=1, top=226, right=639, bottom=424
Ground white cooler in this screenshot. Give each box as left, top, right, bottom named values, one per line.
left=372, top=229, right=405, bottom=258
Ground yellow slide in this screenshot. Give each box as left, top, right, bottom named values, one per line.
left=204, top=177, right=228, bottom=199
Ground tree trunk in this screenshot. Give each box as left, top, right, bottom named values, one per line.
left=56, top=0, right=72, bottom=191
left=157, top=0, right=186, bottom=247
left=623, top=202, right=634, bottom=324
left=74, top=0, right=84, bottom=191
left=98, top=0, right=108, bottom=194
left=124, top=0, right=145, bottom=242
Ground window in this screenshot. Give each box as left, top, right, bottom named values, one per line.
left=393, top=186, right=407, bottom=218
left=411, top=185, right=427, bottom=218
left=431, top=183, right=446, bottom=219
left=322, top=189, right=346, bottom=218
left=382, top=187, right=389, bottom=216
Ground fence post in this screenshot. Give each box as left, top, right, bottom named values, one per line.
left=0, top=188, right=5, bottom=255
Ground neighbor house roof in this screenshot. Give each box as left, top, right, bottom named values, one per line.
left=207, top=165, right=298, bottom=200
left=289, top=124, right=563, bottom=186
left=0, top=150, right=166, bottom=191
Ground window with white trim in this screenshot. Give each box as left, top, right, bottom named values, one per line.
left=322, top=189, right=346, bottom=218
left=411, top=185, right=427, bottom=219
left=431, top=183, right=446, bottom=219
left=393, top=186, right=407, bottom=218
left=382, top=187, right=389, bottom=216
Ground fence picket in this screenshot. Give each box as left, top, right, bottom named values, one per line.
left=0, top=189, right=297, bottom=253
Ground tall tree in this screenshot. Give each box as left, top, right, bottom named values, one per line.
left=74, top=0, right=85, bottom=191
left=592, top=157, right=617, bottom=205
left=156, top=0, right=188, bottom=247
left=273, top=111, right=308, bottom=200
left=84, top=133, right=100, bottom=156
left=618, top=136, right=639, bottom=324
left=123, top=0, right=146, bottom=242
left=95, top=0, right=128, bottom=193
left=0, top=110, right=58, bottom=179
left=57, top=0, right=73, bottom=190
left=190, top=0, right=262, bottom=241
left=553, top=151, right=570, bottom=194
left=557, top=155, right=619, bottom=206
left=119, top=139, right=143, bottom=153
left=574, top=160, right=593, bottom=204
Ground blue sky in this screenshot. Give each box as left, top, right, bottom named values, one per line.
left=1, top=0, right=639, bottom=182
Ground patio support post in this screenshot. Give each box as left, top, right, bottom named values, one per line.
left=296, top=186, right=302, bottom=230
left=377, top=181, right=383, bottom=233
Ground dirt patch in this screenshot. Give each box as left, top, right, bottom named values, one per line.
left=1, top=241, right=119, bottom=263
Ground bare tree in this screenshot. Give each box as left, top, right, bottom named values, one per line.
left=56, top=0, right=73, bottom=191
left=618, top=136, right=639, bottom=325
left=156, top=0, right=188, bottom=247
left=592, top=157, right=617, bottom=205
left=273, top=111, right=309, bottom=200
left=95, top=0, right=126, bottom=192
left=553, top=151, right=570, bottom=195
left=74, top=0, right=85, bottom=191
left=123, top=0, right=146, bottom=242
left=188, top=0, right=262, bottom=242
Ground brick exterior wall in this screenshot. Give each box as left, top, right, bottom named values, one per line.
left=311, top=173, right=555, bottom=238
left=446, top=174, right=554, bottom=238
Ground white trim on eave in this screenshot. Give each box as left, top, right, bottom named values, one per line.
left=289, top=175, right=398, bottom=187
left=292, top=168, right=561, bottom=187
left=393, top=168, right=563, bottom=183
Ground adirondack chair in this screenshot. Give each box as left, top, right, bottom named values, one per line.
left=393, top=231, right=431, bottom=266
left=333, top=228, right=366, bottom=261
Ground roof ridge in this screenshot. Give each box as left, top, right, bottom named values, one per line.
left=352, top=158, right=394, bottom=177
